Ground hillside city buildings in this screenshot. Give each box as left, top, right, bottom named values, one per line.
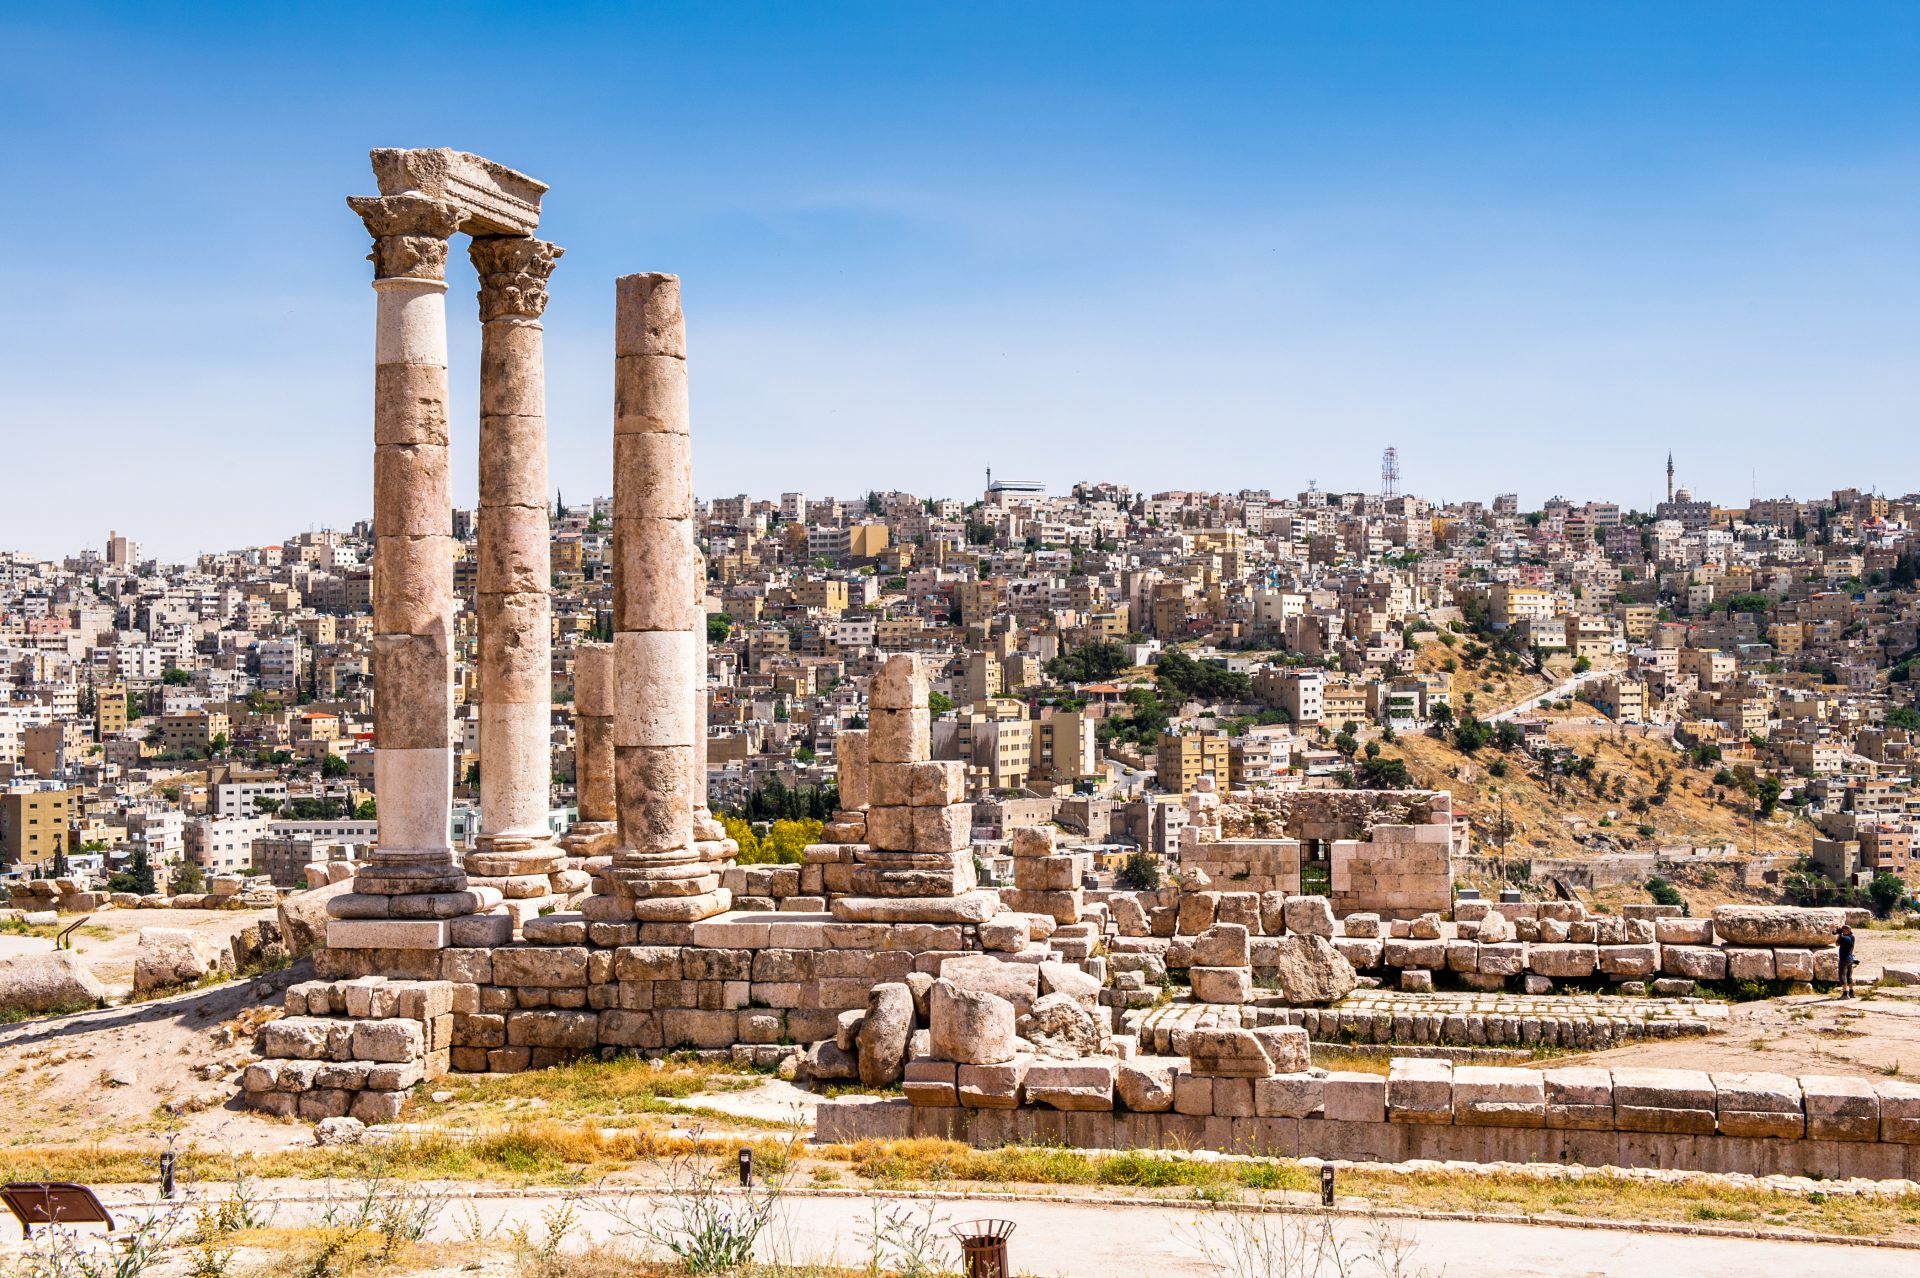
left=3, top=470, right=1917, bottom=896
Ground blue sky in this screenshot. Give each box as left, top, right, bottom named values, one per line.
left=3, top=2, right=1917, bottom=559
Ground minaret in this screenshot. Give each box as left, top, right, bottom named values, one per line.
left=1666, top=453, right=1675, bottom=503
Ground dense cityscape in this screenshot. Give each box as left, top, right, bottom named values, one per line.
left=6, top=460, right=1915, bottom=912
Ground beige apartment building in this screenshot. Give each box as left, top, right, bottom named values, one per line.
left=1156, top=731, right=1231, bottom=794
left=158, top=710, right=230, bottom=755
left=1, top=787, right=78, bottom=870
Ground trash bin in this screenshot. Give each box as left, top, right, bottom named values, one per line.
left=950, top=1218, right=1016, bottom=1278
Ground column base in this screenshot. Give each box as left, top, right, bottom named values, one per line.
left=466, top=833, right=563, bottom=878
left=850, top=850, right=977, bottom=897
left=558, top=821, right=617, bottom=858
left=354, top=850, right=468, bottom=897
left=576, top=887, right=733, bottom=923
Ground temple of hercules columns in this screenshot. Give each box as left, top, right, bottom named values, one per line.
left=244, top=149, right=1920, bottom=1193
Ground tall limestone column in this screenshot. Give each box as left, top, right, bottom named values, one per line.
left=602, top=273, right=728, bottom=922
left=466, top=235, right=565, bottom=901
left=560, top=643, right=617, bottom=858
left=333, top=190, right=505, bottom=944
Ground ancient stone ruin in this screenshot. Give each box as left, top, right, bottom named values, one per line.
left=243, top=148, right=1920, bottom=1182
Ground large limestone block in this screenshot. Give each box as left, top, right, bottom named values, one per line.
left=1710, top=906, right=1847, bottom=948
left=133, top=927, right=230, bottom=994
left=941, top=955, right=1041, bottom=1017
left=1010, top=826, right=1056, bottom=858
left=1116, top=1058, right=1177, bottom=1112
left=1176, top=892, right=1219, bottom=935
left=1544, top=1067, right=1614, bottom=1130
left=1255, top=1073, right=1325, bottom=1118
left=957, top=1059, right=1029, bottom=1109
left=1252, top=1026, right=1310, bottom=1073
left=278, top=879, right=353, bottom=957
left=871, top=655, right=930, bottom=711
left=1019, top=992, right=1103, bottom=1059
left=0, top=951, right=107, bottom=1014
left=1185, top=1028, right=1271, bottom=1079
left=1387, top=1058, right=1453, bottom=1124
left=1527, top=944, right=1598, bottom=979
left=1323, top=1071, right=1387, bottom=1123
left=856, top=983, right=915, bottom=1088
left=1283, top=895, right=1336, bottom=937
left=910, top=805, right=971, bottom=855
left=909, top=761, right=967, bottom=808
left=1024, top=1058, right=1116, bottom=1111
left=1190, top=967, right=1252, bottom=1005
left=869, top=707, right=931, bottom=764
left=1877, top=1078, right=1920, bottom=1143
left=1596, top=943, right=1659, bottom=976
left=1713, top=1071, right=1805, bottom=1139
left=1452, top=1066, right=1546, bottom=1127
left=1661, top=945, right=1727, bottom=980
left=927, top=979, right=1017, bottom=1064
left=1265, top=935, right=1357, bottom=1005
left=1653, top=917, right=1713, bottom=945
left=1612, top=1067, right=1716, bottom=1134
left=1801, top=1074, right=1880, bottom=1141
left=1723, top=947, right=1776, bottom=982
left=1192, top=923, right=1252, bottom=968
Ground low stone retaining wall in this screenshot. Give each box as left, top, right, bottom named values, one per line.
left=1130, top=991, right=1725, bottom=1053
left=313, top=908, right=1103, bottom=1071
left=817, top=1061, right=1920, bottom=1180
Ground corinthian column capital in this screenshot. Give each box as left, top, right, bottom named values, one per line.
left=347, top=192, right=466, bottom=281
left=471, top=236, right=565, bottom=321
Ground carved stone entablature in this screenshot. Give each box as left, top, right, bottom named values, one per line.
left=347, top=193, right=465, bottom=281
left=471, top=237, right=565, bottom=322
left=370, top=148, right=546, bottom=237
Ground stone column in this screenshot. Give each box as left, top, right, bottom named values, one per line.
left=602, top=273, right=727, bottom=922
left=465, top=235, right=565, bottom=898
left=561, top=642, right=617, bottom=858
left=344, top=192, right=473, bottom=911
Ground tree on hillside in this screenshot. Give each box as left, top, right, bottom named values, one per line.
left=1046, top=641, right=1129, bottom=684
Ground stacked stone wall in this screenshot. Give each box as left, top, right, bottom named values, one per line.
left=242, top=977, right=453, bottom=1121
left=818, top=1060, right=1920, bottom=1179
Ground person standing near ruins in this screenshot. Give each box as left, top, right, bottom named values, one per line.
left=1836, top=923, right=1856, bottom=997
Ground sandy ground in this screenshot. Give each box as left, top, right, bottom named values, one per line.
left=0, top=905, right=275, bottom=996
left=0, top=956, right=311, bottom=1152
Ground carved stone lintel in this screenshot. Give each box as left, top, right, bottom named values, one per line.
left=470, top=236, right=565, bottom=322
left=347, top=193, right=466, bottom=281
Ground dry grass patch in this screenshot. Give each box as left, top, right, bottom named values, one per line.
left=0, top=1123, right=808, bottom=1189
left=417, top=1055, right=763, bottom=1126
left=828, top=1139, right=1920, bottom=1240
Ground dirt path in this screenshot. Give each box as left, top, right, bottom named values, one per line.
left=0, top=960, right=310, bottom=1152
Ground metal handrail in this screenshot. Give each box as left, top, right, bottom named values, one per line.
left=56, top=916, right=90, bottom=950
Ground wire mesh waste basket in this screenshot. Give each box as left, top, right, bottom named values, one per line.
left=950, top=1218, right=1016, bottom=1278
